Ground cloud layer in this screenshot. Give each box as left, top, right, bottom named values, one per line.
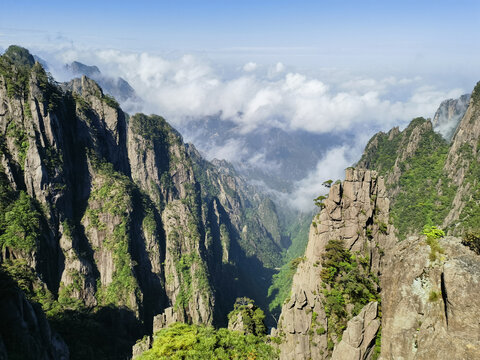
left=38, top=46, right=465, bottom=211
left=46, top=48, right=463, bottom=136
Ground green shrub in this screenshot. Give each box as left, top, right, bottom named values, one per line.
left=422, top=226, right=445, bottom=261
left=314, top=195, right=327, bottom=209
left=462, top=231, right=480, bottom=255
left=137, top=322, right=278, bottom=359
left=320, top=240, right=379, bottom=339
left=0, top=191, right=40, bottom=252
left=103, top=94, right=120, bottom=109
left=428, top=290, right=440, bottom=302
left=227, top=297, right=267, bottom=336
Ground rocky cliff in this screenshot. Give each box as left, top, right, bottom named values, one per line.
left=0, top=46, right=285, bottom=359
left=379, top=234, right=480, bottom=359
left=432, top=93, right=470, bottom=141
left=65, top=60, right=142, bottom=112
left=274, top=168, right=392, bottom=359
left=0, top=267, right=69, bottom=360
left=357, top=82, right=480, bottom=238
left=356, top=117, right=454, bottom=237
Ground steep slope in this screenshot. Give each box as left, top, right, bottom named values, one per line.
left=0, top=267, right=69, bottom=360
left=186, top=144, right=284, bottom=324
left=432, top=93, right=470, bottom=141
left=0, top=46, right=286, bottom=358
left=357, top=83, right=480, bottom=238
left=356, top=118, right=456, bottom=237
left=273, top=168, right=393, bottom=359
left=65, top=61, right=141, bottom=109
left=441, top=84, right=480, bottom=233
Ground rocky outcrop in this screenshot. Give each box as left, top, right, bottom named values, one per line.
left=441, top=87, right=480, bottom=230
left=380, top=235, right=480, bottom=359
left=331, top=302, right=380, bottom=360
left=65, top=61, right=142, bottom=109
left=152, top=307, right=180, bottom=332
left=432, top=94, right=470, bottom=141
left=275, top=168, right=391, bottom=359
left=131, top=336, right=151, bottom=359
left=0, top=46, right=287, bottom=357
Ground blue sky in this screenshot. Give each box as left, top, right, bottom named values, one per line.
left=1, top=1, right=479, bottom=207
left=1, top=0, right=479, bottom=80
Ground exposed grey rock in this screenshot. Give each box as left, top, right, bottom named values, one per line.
left=433, top=94, right=470, bottom=141
left=275, top=168, right=392, bottom=359
left=132, top=336, right=152, bottom=359
left=331, top=302, right=380, bottom=360
left=153, top=307, right=180, bottom=333
left=380, top=235, right=480, bottom=359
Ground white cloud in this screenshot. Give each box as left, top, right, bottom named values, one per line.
left=243, top=62, right=257, bottom=72
left=36, top=46, right=468, bottom=212
left=287, top=146, right=356, bottom=211
left=275, top=62, right=285, bottom=73
left=41, top=47, right=464, bottom=139
left=197, top=138, right=248, bottom=164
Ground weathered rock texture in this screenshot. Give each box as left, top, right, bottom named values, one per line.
left=356, top=87, right=480, bottom=237
left=380, top=235, right=480, bottom=359
left=275, top=168, right=392, bottom=359
left=331, top=302, right=380, bottom=360
left=433, top=94, right=470, bottom=141
left=0, top=46, right=285, bottom=357
left=441, top=88, right=480, bottom=230
left=152, top=307, right=180, bottom=332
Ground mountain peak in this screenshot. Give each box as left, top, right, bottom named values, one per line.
left=3, top=45, right=35, bottom=67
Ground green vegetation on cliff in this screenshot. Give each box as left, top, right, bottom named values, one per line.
left=320, top=239, right=379, bottom=338
left=227, top=297, right=267, bottom=336
left=0, top=191, right=40, bottom=252
left=137, top=322, right=278, bottom=360
left=85, top=156, right=141, bottom=310
left=358, top=117, right=456, bottom=237
left=267, top=213, right=311, bottom=314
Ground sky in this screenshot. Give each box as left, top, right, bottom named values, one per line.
left=1, top=1, right=479, bottom=78
left=1, top=0, right=479, bottom=210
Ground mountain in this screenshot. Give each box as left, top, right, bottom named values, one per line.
left=0, top=46, right=285, bottom=359
left=180, top=116, right=343, bottom=193
left=432, top=93, right=470, bottom=141
left=65, top=60, right=142, bottom=110
left=3, top=44, right=480, bottom=360
left=273, top=168, right=389, bottom=359
left=270, top=81, right=480, bottom=359
left=357, top=85, right=480, bottom=237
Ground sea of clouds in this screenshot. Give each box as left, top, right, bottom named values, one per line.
left=33, top=46, right=464, bottom=211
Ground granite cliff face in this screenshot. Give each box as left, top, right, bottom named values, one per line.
left=3, top=45, right=480, bottom=360
left=65, top=60, right=142, bottom=111
left=274, top=86, right=480, bottom=358
left=0, top=268, right=69, bottom=360
left=380, top=235, right=480, bottom=359
left=274, top=168, right=392, bottom=359
left=357, top=83, right=480, bottom=238
left=432, top=93, right=470, bottom=141
left=0, top=46, right=284, bottom=359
